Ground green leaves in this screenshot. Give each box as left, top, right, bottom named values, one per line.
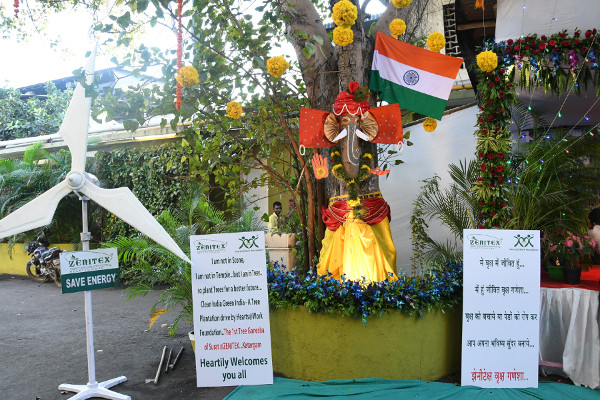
left=122, top=119, right=139, bottom=132
left=0, top=82, right=71, bottom=141
left=477, top=132, right=513, bottom=154
left=116, top=11, right=131, bottom=28
left=302, top=42, right=315, bottom=59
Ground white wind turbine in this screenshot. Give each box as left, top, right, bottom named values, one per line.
left=0, top=50, right=190, bottom=399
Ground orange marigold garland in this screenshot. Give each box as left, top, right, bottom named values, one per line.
left=176, top=0, right=183, bottom=110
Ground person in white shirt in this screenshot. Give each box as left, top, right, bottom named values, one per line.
left=587, top=207, right=600, bottom=264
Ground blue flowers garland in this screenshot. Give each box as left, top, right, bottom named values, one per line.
left=267, top=260, right=463, bottom=324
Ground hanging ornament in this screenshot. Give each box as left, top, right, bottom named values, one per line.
left=176, top=0, right=183, bottom=110
left=312, top=154, right=329, bottom=180
left=14, top=0, right=19, bottom=18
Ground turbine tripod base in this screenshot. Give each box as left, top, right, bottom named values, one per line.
left=58, top=376, right=130, bottom=400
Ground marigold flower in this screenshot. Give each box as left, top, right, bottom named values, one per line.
left=476, top=50, right=498, bottom=72
left=347, top=199, right=361, bottom=207
left=332, top=0, right=357, bottom=28
left=392, top=0, right=412, bottom=8
left=423, top=117, right=437, bottom=132
left=226, top=101, right=243, bottom=119
left=389, top=19, right=406, bottom=38
left=266, top=56, right=290, bottom=78
left=427, top=32, right=445, bottom=53
left=333, top=27, right=353, bottom=47
left=176, top=66, right=199, bottom=88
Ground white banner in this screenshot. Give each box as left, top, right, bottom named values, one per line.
left=191, top=232, right=273, bottom=387
left=461, top=229, right=540, bottom=388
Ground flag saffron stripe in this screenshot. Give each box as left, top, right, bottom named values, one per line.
left=374, top=33, right=463, bottom=79
left=372, top=50, right=455, bottom=100
left=370, top=70, right=447, bottom=120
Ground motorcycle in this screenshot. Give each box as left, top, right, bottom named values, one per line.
left=26, top=237, right=63, bottom=287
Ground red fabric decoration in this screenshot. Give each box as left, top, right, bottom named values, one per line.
left=299, top=107, right=336, bottom=148
left=348, top=81, right=359, bottom=94
left=322, top=197, right=391, bottom=231
left=333, top=91, right=370, bottom=115
left=369, top=103, right=403, bottom=144
left=176, top=0, right=183, bottom=110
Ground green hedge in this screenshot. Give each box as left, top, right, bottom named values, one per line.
left=93, top=143, right=199, bottom=241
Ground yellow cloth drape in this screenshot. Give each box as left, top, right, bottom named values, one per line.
left=317, top=216, right=397, bottom=282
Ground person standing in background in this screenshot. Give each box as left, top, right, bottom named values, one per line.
left=268, top=201, right=283, bottom=233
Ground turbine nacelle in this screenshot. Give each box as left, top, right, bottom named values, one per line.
left=67, top=172, right=86, bottom=190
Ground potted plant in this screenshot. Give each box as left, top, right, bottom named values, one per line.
left=546, top=232, right=596, bottom=284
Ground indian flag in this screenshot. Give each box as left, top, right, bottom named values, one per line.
left=370, top=32, right=464, bottom=120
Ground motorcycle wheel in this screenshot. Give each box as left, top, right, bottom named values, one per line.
left=51, top=269, right=62, bottom=288
left=26, top=263, right=50, bottom=283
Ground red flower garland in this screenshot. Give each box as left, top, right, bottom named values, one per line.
left=14, top=0, right=19, bottom=18
left=474, top=53, right=515, bottom=229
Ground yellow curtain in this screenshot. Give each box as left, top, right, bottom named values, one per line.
left=317, top=215, right=397, bottom=282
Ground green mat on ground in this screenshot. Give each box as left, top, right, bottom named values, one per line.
left=224, top=377, right=596, bottom=399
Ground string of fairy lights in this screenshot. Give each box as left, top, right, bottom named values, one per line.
left=533, top=34, right=599, bottom=166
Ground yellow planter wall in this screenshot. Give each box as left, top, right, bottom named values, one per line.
left=0, top=243, right=76, bottom=275
left=269, top=307, right=461, bottom=381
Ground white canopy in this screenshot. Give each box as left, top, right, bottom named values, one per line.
left=496, top=0, right=599, bottom=42
left=380, top=105, right=478, bottom=273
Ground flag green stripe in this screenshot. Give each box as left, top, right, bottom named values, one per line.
left=370, top=70, right=447, bottom=120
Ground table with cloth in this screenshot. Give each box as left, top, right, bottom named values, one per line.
left=539, top=265, right=600, bottom=389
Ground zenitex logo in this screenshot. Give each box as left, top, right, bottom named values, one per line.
left=467, top=234, right=502, bottom=249
left=195, top=240, right=227, bottom=252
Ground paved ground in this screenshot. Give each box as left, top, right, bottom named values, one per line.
left=0, top=274, right=236, bottom=400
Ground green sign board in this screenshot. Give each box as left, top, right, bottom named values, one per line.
left=60, top=248, right=120, bottom=294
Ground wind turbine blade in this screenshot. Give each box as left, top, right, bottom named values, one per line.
left=80, top=183, right=191, bottom=264
left=57, top=48, right=97, bottom=172
left=0, top=181, right=72, bottom=239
